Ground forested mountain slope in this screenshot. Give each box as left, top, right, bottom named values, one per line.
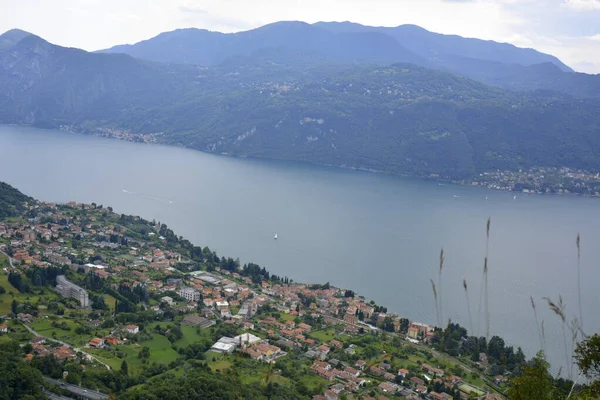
left=2, top=30, right=600, bottom=179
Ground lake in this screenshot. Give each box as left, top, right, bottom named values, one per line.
left=1, top=124, right=598, bottom=371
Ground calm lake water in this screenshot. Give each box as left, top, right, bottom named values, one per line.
left=1, top=125, right=598, bottom=371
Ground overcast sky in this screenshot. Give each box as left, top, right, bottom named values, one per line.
left=1, top=0, right=599, bottom=73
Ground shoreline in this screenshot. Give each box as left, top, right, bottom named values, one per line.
left=66, top=125, right=600, bottom=199
left=0, top=127, right=586, bottom=374
left=5, top=122, right=600, bottom=199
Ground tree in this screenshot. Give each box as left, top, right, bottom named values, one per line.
left=575, top=334, right=600, bottom=394
left=22, top=344, right=32, bottom=355
left=0, top=341, right=46, bottom=399
left=11, top=299, right=18, bottom=315
left=138, top=346, right=150, bottom=359
left=506, top=352, right=557, bottom=400
left=120, top=360, right=129, bottom=376
left=576, top=334, right=600, bottom=380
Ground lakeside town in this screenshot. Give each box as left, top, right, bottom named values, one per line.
left=59, top=125, right=163, bottom=145
left=0, top=195, right=520, bottom=399
left=462, top=167, right=600, bottom=196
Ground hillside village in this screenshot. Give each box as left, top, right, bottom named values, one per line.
left=465, top=167, right=600, bottom=196
left=0, top=199, right=511, bottom=399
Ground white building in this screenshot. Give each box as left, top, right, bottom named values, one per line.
left=216, top=300, right=229, bottom=309
left=178, top=287, right=200, bottom=302
left=161, top=296, right=174, bottom=305
left=210, top=336, right=238, bottom=353
left=233, top=333, right=262, bottom=348
left=56, top=275, right=89, bottom=307
left=203, top=298, right=215, bottom=308
left=126, top=325, right=139, bottom=334
left=84, top=263, right=106, bottom=270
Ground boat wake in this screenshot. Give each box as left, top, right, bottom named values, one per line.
left=122, top=189, right=173, bottom=204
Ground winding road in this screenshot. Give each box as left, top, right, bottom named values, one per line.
left=0, top=249, right=14, bottom=268
left=22, top=324, right=111, bottom=370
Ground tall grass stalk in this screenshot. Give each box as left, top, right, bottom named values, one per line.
left=541, top=320, right=546, bottom=356
left=430, top=279, right=440, bottom=328
left=477, top=271, right=485, bottom=338
left=438, top=248, right=445, bottom=328
left=530, top=296, right=545, bottom=356
left=463, top=279, right=474, bottom=335
left=544, top=295, right=572, bottom=380
left=566, top=372, right=583, bottom=400
left=477, top=218, right=491, bottom=339
left=568, top=318, right=580, bottom=380
left=484, top=217, right=491, bottom=341
left=576, top=233, right=583, bottom=334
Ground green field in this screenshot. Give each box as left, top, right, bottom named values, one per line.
left=0, top=321, right=34, bottom=343
left=0, top=253, right=9, bottom=269
left=145, top=333, right=179, bottom=362
left=206, top=351, right=232, bottom=372
left=297, top=373, right=328, bottom=391
left=0, top=274, right=18, bottom=314
left=241, top=368, right=288, bottom=386
left=103, top=294, right=117, bottom=310
left=87, top=347, right=126, bottom=370
left=309, top=329, right=336, bottom=343
left=0, top=274, right=63, bottom=315
left=174, top=324, right=211, bottom=348
left=459, top=383, right=486, bottom=396
left=90, top=331, right=180, bottom=374
left=279, top=313, right=296, bottom=322
left=29, top=317, right=93, bottom=345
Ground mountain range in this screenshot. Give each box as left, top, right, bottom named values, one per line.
left=1, top=23, right=600, bottom=179
left=99, top=21, right=600, bottom=99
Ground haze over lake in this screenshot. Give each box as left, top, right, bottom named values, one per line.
left=1, top=124, right=598, bottom=370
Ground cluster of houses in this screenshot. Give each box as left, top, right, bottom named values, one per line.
left=0, top=203, right=188, bottom=288
left=471, top=167, right=600, bottom=196
left=25, top=336, right=76, bottom=362
left=310, top=358, right=493, bottom=400
left=1, top=202, right=497, bottom=399
left=209, top=332, right=287, bottom=362
left=88, top=324, right=140, bottom=349
left=311, top=360, right=367, bottom=394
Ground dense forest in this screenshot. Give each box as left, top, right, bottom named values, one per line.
left=120, top=366, right=309, bottom=400
left=0, top=182, right=33, bottom=219
left=0, top=342, right=47, bottom=400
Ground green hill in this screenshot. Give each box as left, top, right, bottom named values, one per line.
left=0, top=182, right=33, bottom=219
left=97, top=21, right=600, bottom=100
left=2, top=31, right=600, bottom=180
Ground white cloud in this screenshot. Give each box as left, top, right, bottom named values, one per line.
left=511, top=31, right=600, bottom=74
left=563, top=0, right=600, bottom=10
left=588, top=34, right=600, bottom=41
